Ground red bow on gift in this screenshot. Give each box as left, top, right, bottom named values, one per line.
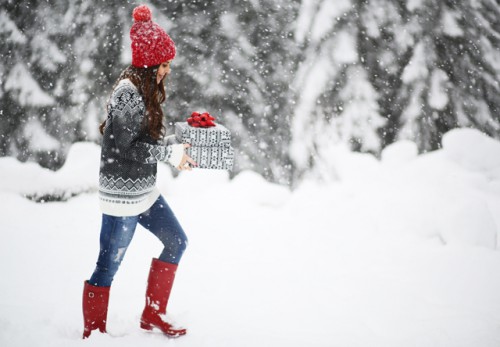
left=187, top=112, right=216, bottom=127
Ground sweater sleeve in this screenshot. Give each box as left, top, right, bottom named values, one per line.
left=108, top=83, right=181, bottom=166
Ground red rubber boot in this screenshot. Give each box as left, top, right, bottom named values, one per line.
left=140, top=258, right=187, bottom=337
left=82, top=281, right=110, bottom=339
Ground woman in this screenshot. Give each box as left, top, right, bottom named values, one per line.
left=82, top=4, right=195, bottom=339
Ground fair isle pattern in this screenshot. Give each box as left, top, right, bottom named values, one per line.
left=99, top=174, right=156, bottom=195
left=173, top=121, right=234, bottom=171
left=146, top=143, right=170, bottom=163
left=124, top=141, right=172, bottom=164
left=98, top=79, right=177, bottom=216
left=109, top=82, right=144, bottom=121
left=187, top=145, right=234, bottom=171
left=99, top=186, right=160, bottom=216
left=105, top=81, right=174, bottom=164
left=175, top=122, right=232, bottom=147
left=100, top=196, right=147, bottom=205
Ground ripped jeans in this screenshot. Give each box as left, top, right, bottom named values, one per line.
left=88, top=195, right=188, bottom=287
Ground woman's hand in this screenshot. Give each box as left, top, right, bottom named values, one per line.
left=177, top=144, right=198, bottom=171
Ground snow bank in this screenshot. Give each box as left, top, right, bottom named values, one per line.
left=0, top=142, right=100, bottom=201
left=443, top=128, right=500, bottom=173
left=381, top=140, right=418, bottom=166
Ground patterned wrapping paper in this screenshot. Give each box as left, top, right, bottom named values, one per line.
left=171, top=121, right=234, bottom=171
left=175, top=122, right=231, bottom=147
left=186, top=145, right=234, bottom=171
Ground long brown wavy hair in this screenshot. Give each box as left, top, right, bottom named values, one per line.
left=99, top=65, right=166, bottom=140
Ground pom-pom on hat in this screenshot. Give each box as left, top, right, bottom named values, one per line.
left=130, top=4, right=176, bottom=68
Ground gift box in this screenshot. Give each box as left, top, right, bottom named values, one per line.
left=173, top=116, right=234, bottom=171
left=186, top=145, right=234, bottom=171
left=175, top=122, right=231, bottom=147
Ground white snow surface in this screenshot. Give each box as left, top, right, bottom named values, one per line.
left=2, top=128, right=500, bottom=346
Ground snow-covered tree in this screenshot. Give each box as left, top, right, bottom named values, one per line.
left=337, top=65, right=385, bottom=152
left=0, top=3, right=57, bottom=164
left=394, top=0, right=500, bottom=151
left=152, top=0, right=299, bottom=183
left=1, top=0, right=300, bottom=181
left=0, top=0, right=125, bottom=168
left=290, top=0, right=500, bottom=180
left=290, top=0, right=387, bottom=178
left=1, top=0, right=499, bottom=185
left=359, top=0, right=500, bottom=151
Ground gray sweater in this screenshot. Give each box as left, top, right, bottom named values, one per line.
left=98, top=79, right=183, bottom=216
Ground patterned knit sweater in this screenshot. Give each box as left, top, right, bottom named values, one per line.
left=98, top=79, right=184, bottom=216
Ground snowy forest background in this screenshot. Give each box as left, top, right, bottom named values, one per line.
left=3, top=1, right=500, bottom=346
left=1, top=0, right=499, bottom=185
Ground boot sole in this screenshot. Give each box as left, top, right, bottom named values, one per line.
left=140, top=322, right=186, bottom=338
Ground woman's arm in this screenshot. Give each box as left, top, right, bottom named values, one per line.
left=107, top=84, right=184, bottom=167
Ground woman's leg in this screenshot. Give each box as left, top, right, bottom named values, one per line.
left=138, top=195, right=188, bottom=336
left=138, top=195, right=188, bottom=264
left=83, top=214, right=138, bottom=338
left=89, top=214, right=139, bottom=287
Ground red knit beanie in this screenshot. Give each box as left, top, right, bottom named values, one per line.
left=130, top=5, right=176, bottom=68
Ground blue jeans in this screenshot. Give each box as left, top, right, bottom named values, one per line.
left=89, top=195, right=188, bottom=287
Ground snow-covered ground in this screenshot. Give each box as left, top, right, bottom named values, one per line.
left=2, top=128, right=500, bottom=347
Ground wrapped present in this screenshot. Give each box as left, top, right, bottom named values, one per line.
left=187, top=145, right=234, bottom=171
left=173, top=112, right=234, bottom=171
left=175, top=122, right=231, bottom=147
